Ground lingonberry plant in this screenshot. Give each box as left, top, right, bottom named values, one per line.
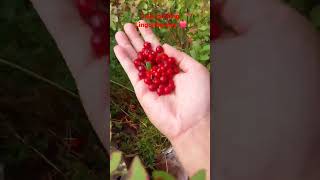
left=76, top=0, right=107, bottom=58
left=134, top=42, right=180, bottom=96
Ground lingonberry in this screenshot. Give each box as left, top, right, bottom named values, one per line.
left=137, top=52, right=144, bottom=60
left=137, top=65, right=145, bottom=72
left=133, top=41, right=180, bottom=96
left=167, top=69, right=173, bottom=78
left=160, top=76, right=167, bottom=83
left=144, top=42, right=152, bottom=49
left=134, top=59, right=142, bottom=67
left=147, top=53, right=154, bottom=62
left=156, top=46, right=164, bottom=53
left=154, top=71, right=161, bottom=78
left=164, top=87, right=171, bottom=94
left=157, top=86, right=165, bottom=96
left=148, top=84, right=157, bottom=91
left=163, top=62, right=169, bottom=68
left=168, top=57, right=176, bottom=64
left=174, top=67, right=180, bottom=74
left=153, top=79, right=160, bottom=86
left=161, top=54, right=169, bottom=61
left=144, top=78, right=152, bottom=85
left=76, top=0, right=108, bottom=59
left=138, top=71, right=146, bottom=79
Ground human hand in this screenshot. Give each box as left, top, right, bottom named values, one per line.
left=113, top=20, right=210, bottom=178
left=113, top=20, right=210, bottom=141
left=30, top=0, right=108, bottom=149
left=215, top=0, right=320, bottom=179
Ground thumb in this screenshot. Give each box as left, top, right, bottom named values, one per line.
left=220, top=0, right=282, bottom=34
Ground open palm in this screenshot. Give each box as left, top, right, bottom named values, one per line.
left=114, top=21, right=210, bottom=139
left=30, top=0, right=108, bottom=149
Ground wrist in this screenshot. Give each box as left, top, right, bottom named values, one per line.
left=170, top=117, right=210, bottom=179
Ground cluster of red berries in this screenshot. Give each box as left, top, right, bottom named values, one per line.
left=134, top=42, right=180, bottom=96
left=75, top=0, right=107, bottom=58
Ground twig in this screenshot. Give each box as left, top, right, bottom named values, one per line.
left=0, top=57, right=79, bottom=99
left=111, top=100, right=131, bottom=117
left=110, top=80, right=134, bottom=93
left=9, top=127, right=67, bottom=179
left=165, top=154, right=168, bottom=173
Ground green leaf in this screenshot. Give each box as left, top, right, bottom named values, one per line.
left=310, top=5, right=320, bottom=28
left=110, top=151, right=122, bottom=174
left=199, top=25, right=208, bottom=31
left=202, top=44, right=210, bottom=51
left=190, top=169, right=206, bottom=180
left=152, top=171, right=175, bottom=180
left=199, top=54, right=209, bottom=61
left=146, top=62, right=152, bottom=70
left=190, top=49, right=197, bottom=59
left=128, top=156, right=148, bottom=180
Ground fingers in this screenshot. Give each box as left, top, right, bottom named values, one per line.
left=124, top=23, right=144, bottom=52
left=30, top=0, right=94, bottom=79
left=115, top=31, right=137, bottom=59
left=137, top=20, right=161, bottom=50
left=113, top=45, right=139, bottom=86
left=30, top=0, right=109, bottom=150
left=163, top=44, right=200, bottom=72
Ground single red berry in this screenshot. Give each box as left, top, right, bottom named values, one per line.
left=91, top=32, right=107, bottom=57
left=157, top=86, right=165, bottom=96
left=148, top=84, right=157, bottom=91
left=168, top=84, right=175, bottom=91
left=167, top=69, right=174, bottom=77
left=138, top=71, right=146, bottom=79
left=151, top=66, right=157, bottom=72
left=168, top=57, right=176, bottom=64
left=134, top=59, right=142, bottom=67
left=168, top=80, right=175, bottom=90
left=153, top=79, right=160, bottom=86
left=156, top=46, right=164, bottom=53
left=137, top=52, right=144, bottom=60
left=160, top=66, right=166, bottom=72
left=143, top=49, right=150, bottom=57
left=137, top=65, right=145, bottom=72
left=76, top=0, right=97, bottom=18
left=155, top=55, right=162, bottom=63
left=147, top=53, right=154, bottom=62
left=154, top=71, right=161, bottom=78
left=146, top=71, right=152, bottom=78
left=89, top=11, right=108, bottom=32
left=161, top=54, right=169, bottom=61
left=174, top=67, right=180, bottom=74
left=160, top=76, right=167, bottom=84
left=144, top=78, right=152, bottom=85
left=144, top=42, right=152, bottom=49
left=163, top=61, right=169, bottom=68
left=164, top=86, right=171, bottom=94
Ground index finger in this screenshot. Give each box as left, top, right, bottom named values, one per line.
left=137, top=20, right=161, bottom=50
